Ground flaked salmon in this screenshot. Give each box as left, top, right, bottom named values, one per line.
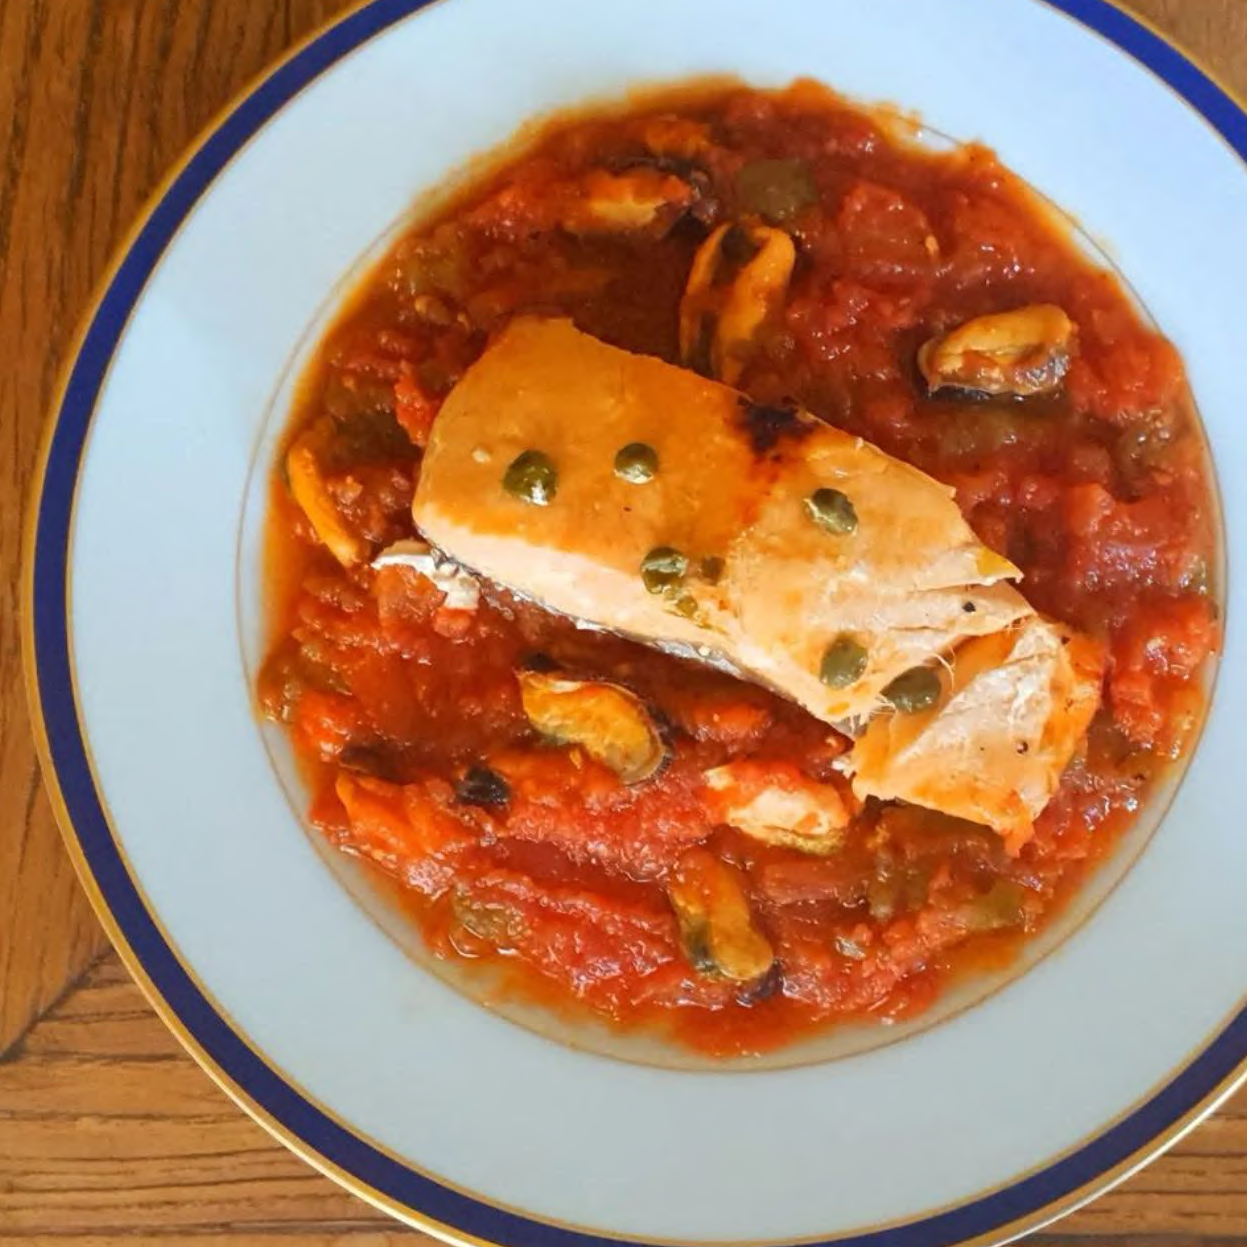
left=848, top=616, right=1106, bottom=851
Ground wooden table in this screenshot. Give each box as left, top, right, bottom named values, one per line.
left=2, top=1, right=1245, bottom=1242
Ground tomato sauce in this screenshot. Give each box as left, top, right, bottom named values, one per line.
left=259, top=81, right=1219, bottom=1056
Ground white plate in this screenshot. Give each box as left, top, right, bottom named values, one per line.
left=24, top=1, right=1245, bottom=1244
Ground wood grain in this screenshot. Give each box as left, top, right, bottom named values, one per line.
left=1124, top=0, right=1247, bottom=74
left=0, top=0, right=107, bottom=1057
left=0, top=0, right=353, bottom=1055
left=5, top=957, right=1247, bottom=1244
left=1, top=0, right=1245, bottom=1241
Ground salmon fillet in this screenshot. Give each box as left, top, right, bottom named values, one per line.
left=413, top=317, right=1031, bottom=725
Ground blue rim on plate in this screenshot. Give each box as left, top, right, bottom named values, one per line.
left=22, top=1, right=1247, bottom=1243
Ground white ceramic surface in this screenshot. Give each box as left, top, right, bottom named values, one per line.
left=30, top=1, right=1244, bottom=1244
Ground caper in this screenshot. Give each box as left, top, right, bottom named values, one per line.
left=698, top=555, right=725, bottom=585
left=503, top=450, right=557, bottom=505
left=805, top=487, right=858, bottom=535
left=673, top=594, right=700, bottom=619
left=737, top=158, right=818, bottom=225
left=820, top=635, right=868, bottom=689
left=614, top=442, right=658, bottom=483
left=882, top=666, right=942, bottom=714
left=641, top=547, right=689, bottom=594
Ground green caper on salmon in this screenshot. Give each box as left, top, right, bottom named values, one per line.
left=503, top=450, right=558, bottom=505
left=805, top=487, right=858, bottom=534
left=614, top=442, right=658, bottom=483
left=883, top=666, right=942, bottom=713
left=641, top=547, right=689, bottom=594
left=820, top=635, right=868, bottom=688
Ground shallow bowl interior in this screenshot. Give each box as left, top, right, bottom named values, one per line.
left=29, top=1, right=1245, bottom=1244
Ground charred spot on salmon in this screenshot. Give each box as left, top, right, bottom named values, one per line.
left=963, top=601, right=977, bottom=613
left=737, top=397, right=811, bottom=455
left=820, top=635, right=868, bottom=689
left=503, top=450, right=557, bottom=505
left=883, top=666, right=943, bottom=714
left=455, top=765, right=511, bottom=809
left=614, top=442, right=658, bottom=483
left=641, top=546, right=689, bottom=595
left=805, top=487, right=858, bottom=535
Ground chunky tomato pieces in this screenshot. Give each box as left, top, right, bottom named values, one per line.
left=260, top=83, right=1218, bottom=1055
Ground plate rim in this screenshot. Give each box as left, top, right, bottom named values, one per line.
left=21, top=1, right=1247, bottom=1244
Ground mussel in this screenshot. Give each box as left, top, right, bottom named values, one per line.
left=516, top=670, right=668, bottom=784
